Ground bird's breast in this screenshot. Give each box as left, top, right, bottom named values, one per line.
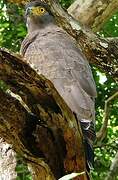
left=22, top=28, right=96, bottom=116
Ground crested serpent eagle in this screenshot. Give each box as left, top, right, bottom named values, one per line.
left=20, top=0, right=97, bottom=177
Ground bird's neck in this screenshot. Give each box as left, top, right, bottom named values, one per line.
left=26, top=15, right=56, bottom=33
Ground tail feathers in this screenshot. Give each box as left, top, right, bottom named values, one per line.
left=80, top=120, right=96, bottom=172
left=80, top=119, right=96, bottom=142
left=84, top=139, right=94, bottom=170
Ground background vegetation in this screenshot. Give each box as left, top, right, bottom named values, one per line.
left=0, top=0, right=118, bottom=179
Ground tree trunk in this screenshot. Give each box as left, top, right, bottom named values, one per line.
left=0, top=48, right=87, bottom=180
left=68, top=0, right=118, bottom=32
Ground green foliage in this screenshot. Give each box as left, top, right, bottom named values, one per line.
left=59, top=0, right=74, bottom=9
left=92, top=12, right=118, bottom=178
left=0, top=0, right=118, bottom=179
left=15, top=155, right=31, bottom=180
left=0, top=0, right=26, bottom=52
left=99, top=11, right=118, bottom=37
left=92, top=70, right=118, bottom=179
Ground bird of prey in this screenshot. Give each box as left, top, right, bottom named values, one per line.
left=20, top=0, right=97, bottom=175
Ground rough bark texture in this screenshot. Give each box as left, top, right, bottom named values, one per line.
left=68, top=0, right=118, bottom=32
left=2, top=0, right=118, bottom=179
left=45, top=0, right=118, bottom=82
left=0, top=48, right=87, bottom=180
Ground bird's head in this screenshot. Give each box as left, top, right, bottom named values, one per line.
left=25, top=1, right=53, bottom=19
left=25, top=1, right=54, bottom=31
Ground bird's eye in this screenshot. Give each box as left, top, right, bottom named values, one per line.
left=40, top=8, right=44, bottom=12
left=40, top=7, right=45, bottom=13
left=31, top=7, right=46, bottom=16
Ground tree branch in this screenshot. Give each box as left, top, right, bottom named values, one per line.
left=96, top=91, right=118, bottom=143
left=0, top=48, right=87, bottom=179
left=68, top=0, right=118, bottom=32
left=94, top=139, right=118, bottom=149
left=7, top=0, right=118, bottom=81
left=46, top=0, right=118, bottom=82
left=0, top=88, right=55, bottom=180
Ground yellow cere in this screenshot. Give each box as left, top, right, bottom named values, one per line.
left=32, top=6, right=46, bottom=16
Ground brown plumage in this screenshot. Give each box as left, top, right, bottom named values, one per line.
left=20, top=0, right=97, bottom=173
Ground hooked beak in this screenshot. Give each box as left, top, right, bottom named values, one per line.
left=25, top=7, right=33, bottom=16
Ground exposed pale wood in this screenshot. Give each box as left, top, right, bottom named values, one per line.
left=68, top=0, right=118, bottom=32
left=0, top=139, right=17, bottom=180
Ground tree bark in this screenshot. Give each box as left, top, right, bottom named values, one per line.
left=2, top=0, right=118, bottom=179
left=68, top=0, right=118, bottom=32
left=7, top=0, right=118, bottom=81
left=0, top=48, right=87, bottom=180
left=45, top=0, right=118, bottom=82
